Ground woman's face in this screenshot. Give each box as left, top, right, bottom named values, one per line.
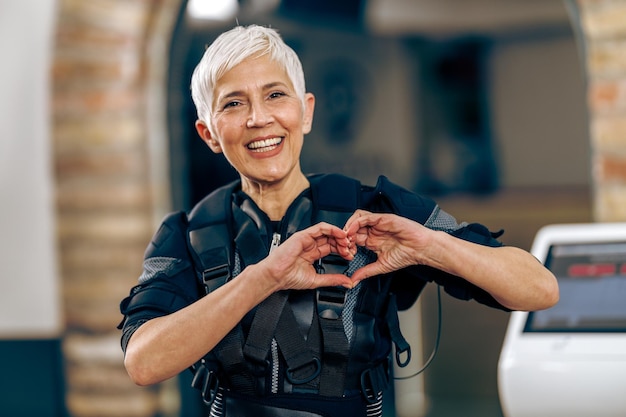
left=197, top=55, right=314, bottom=188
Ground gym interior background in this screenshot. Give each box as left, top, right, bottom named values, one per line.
left=2, top=0, right=625, bottom=416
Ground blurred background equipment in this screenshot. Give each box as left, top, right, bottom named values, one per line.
left=499, top=223, right=626, bottom=417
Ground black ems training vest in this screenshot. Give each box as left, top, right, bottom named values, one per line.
left=117, top=173, right=508, bottom=415
left=185, top=174, right=435, bottom=406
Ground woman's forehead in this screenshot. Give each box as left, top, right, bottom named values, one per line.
left=214, top=56, right=293, bottom=96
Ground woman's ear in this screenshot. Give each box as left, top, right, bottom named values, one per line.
left=195, top=120, right=222, bottom=154
left=302, top=93, right=315, bottom=135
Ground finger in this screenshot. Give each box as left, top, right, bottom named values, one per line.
left=313, top=238, right=355, bottom=263
left=309, top=273, right=354, bottom=290
left=350, top=262, right=385, bottom=284
left=310, top=222, right=351, bottom=244
left=343, top=209, right=372, bottom=233
left=334, top=241, right=354, bottom=259
left=308, top=223, right=353, bottom=259
left=299, top=238, right=352, bottom=265
left=343, top=209, right=366, bottom=227
left=344, top=212, right=385, bottom=238
left=293, top=258, right=353, bottom=290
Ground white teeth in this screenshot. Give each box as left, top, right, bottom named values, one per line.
left=247, top=137, right=282, bottom=151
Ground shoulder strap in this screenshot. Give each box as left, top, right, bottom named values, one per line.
left=187, top=180, right=260, bottom=399
left=308, top=174, right=362, bottom=396
left=187, top=180, right=239, bottom=293
left=369, top=175, right=437, bottom=223
left=309, top=173, right=361, bottom=226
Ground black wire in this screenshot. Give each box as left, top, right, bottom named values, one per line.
left=394, top=284, right=442, bottom=380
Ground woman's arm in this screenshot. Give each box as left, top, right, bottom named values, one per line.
left=344, top=210, right=559, bottom=312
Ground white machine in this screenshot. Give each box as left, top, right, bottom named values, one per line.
left=498, top=223, right=626, bottom=417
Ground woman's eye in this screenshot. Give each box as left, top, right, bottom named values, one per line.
left=223, top=101, right=241, bottom=109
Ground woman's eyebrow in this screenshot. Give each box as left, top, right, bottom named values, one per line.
left=216, top=81, right=291, bottom=104
left=263, top=81, right=289, bottom=90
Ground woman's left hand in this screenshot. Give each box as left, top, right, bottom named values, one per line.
left=344, top=210, right=431, bottom=283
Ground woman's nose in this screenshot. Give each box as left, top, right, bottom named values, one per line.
left=246, top=101, right=273, bottom=128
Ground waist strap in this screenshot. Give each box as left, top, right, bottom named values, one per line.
left=225, top=396, right=324, bottom=417
left=221, top=390, right=376, bottom=417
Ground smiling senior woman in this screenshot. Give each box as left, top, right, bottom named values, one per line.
left=118, top=24, right=558, bottom=417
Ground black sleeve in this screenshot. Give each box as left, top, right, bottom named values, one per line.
left=392, top=223, right=510, bottom=311
left=118, top=211, right=202, bottom=352
left=364, top=176, right=509, bottom=311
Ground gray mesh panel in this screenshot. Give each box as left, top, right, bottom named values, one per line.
left=138, top=256, right=179, bottom=284
left=424, top=205, right=467, bottom=232
left=343, top=248, right=377, bottom=342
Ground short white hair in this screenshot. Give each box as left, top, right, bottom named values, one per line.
left=190, top=25, right=307, bottom=126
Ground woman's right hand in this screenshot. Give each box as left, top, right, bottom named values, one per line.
left=261, top=222, right=355, bottom=291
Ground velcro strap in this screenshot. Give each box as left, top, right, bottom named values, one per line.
left=120, top=284, right=192, bottom=316
left=243, top=291, right=289, bottom=365
left=213, top=326, right=256, bottom=395
left=275, top=303, right=320, bottom=387
left=317, top=315, right=350, bottom=397
left=386, top=294, right=411, bottom=367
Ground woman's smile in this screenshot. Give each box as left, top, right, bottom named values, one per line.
left=246, top=136, right=284, bottom=153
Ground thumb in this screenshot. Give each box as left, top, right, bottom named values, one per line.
left=350, top=263, right=383, bottom=284
left=316, top=273, right=354, bottom=289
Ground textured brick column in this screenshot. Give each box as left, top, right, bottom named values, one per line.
left=576, top=0, right=626, bottom=221
left=52, top=0, right=181, bottom=415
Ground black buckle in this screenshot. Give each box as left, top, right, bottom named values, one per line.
left=395, top=344, right=411, bottom=368
left=360, top=361, right=390, bottom=405
left=360, top=368, right=379, bottom=404
left=203, top=263, right=230, bottom=282
left=314, top=254, right=349, bottom=275
left=202, top=263, right=230, bottom=293
left=316, top=286, right=347, bottom=319
left=286, top=357, right=321, bottom=385
left=201, top=370, right=220, bottom=406
left=191, top=360, right=220, bottom=407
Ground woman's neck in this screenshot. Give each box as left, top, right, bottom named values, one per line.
left=241, top=172, right=310, bottom=221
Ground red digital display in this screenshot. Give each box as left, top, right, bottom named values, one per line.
left=568, top=263, right=617, bottom=277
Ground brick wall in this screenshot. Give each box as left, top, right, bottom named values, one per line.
left=577, top=0, right=626, bottom=220
left=52, top=0, right=181, bottom=416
